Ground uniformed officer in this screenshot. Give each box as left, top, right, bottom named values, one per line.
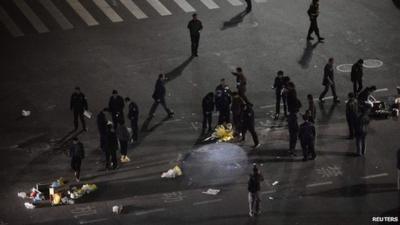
left=306, top=0, right=324, bottom=42
left=231, top=92, right=246, bottom=137
left=125, top=97, right=139, bottom=142
left=96, top=108, right=108, bottom=151
left=286, top=82, right=301, bottom=156
left=106, top=124, right=118, bottom=170
left=231, top=67, right=247, bottom=98
left=345, top=93, right=358, bottom=139
left=148, top=74, right=174, bottom=118
left=319, top=58, right=340, bottom=103
left=108, top=90, right=125, bottom=126
left=187, top=13, right=203, bottom=57
left=272, top=71, right=288, bottom=119
left=351, top=59, right=364, bottom=95
left=70, top=87, right=88, bottom=131
left=299, top=112, right=316, bottom=161
left=241, top=103, right=260, bottom=149
left=215, top=79, right=231, bottom=124
left=202, top=92, right=215, bottom=134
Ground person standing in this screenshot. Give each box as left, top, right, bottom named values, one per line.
left=69, top=137, right=85, bottom=182
left=96, top=108, right=108, bottom=151
left=187, top=13, right=203, bottom=57
left=106, top=124, right=118, bottom=170
left=351, top=59, right=364, bottom=95
left=354, top=111, right=370, bottom=156
left=248, top=164, right=264, bottom=217
left=231, top=67, right=247, bottom=99
left=286, top=82, right=301, bottom=156
left=202, top=92, right=214, bottom=134
left=108, top=90, right=125, bottom=126
left=231, top=92, right=245, bottom=137
left=319, top=58, right=339, bottom=103
left=149, top=74, right=174, bottom=118
left=245, top=0, right=252, bottom=12
left=306, top=0, right=324, bottom=42
left=299, top=113, right=316, bottom=161
left=125, top=97, right=139, bottom=143
left=215, top=79, right=231, bottom=124
left=116, top=120, right=130, bottom=163
left=307, top=94, right=316, bottom=123
left=241, top=103, right=260, bottom=148
left=346, top=93, right=358, bottom=139
left=272, top=71, right=287, bottom=120
left=70, top=87, right=88, bottom=131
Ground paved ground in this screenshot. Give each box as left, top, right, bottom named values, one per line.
left=0, top=0, right=399, bottom=225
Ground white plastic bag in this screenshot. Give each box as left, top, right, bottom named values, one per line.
left=24, top=202, right=36, bottom=209
left=17, top=192, right=27, bottom=199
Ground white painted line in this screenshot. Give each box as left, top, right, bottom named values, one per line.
left=361, top=173, right=388, bottom=179
left=191, top=122, right=199, bottom=131
left=261, top=190, right=276, bottom=195
left=306, top=181, right=333, bottom=188
left=200, top=0, right=219, bottom=9
left=93, top=0, right=123, bottom=22
left=260, top=104, right=275, bottom=109
left=79, top=218, right=108, bottom=224
left=135, top=208, right=166, bottom=216
left=226, top=0, right=243, bottom=6
left=146, top=0, right=172, bottom=16
left=14, top=0, right=49, bottom=33
left=193, top=199, right=223, bottom=206
left=0, top=6, right=24, bottom=37
left=375, top=88, right=389, bottom=93
left=254, top=0, right=267, bottom=3
left=66, top=0, right=99, bottom=26
left=174, top=0, right=196, bottom=13
left=120, top=0, right=148, bottom=19
left=39, top=0, right=73, bottom=30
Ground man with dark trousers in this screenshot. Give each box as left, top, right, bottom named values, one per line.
left=187, top=13, right=203, bottom=57
left=307, top=0, right=324, bottom=42
left=202, top=92, right=214, bottom=134
left=106, top=124, right=118, bottom=170
left=231, top=92, right=245, bottom=137
left=272, top=70, right=288, bottom=120
left=149, top=74, right=174, bottom=118
left=248, top=164, right=264, bottom=217
left=241, top=103, right=260, bottom=149
left=69, top=137, right=85, bottom=182
left=354, top=109, right=370, bottom=156
left=231, top=67, right=247, bottom=99
left=70, top=87, right=88, bottom=131
left=319, top=57, right=340, bottom=103
left=299, top=113, right=316, bottom=161
left=215, top=82, right=231, bottom=124
left=245, top=0, right=252, bottom=12
left=345, top=93, right=358, bottom=139
left=108, top=90, right=125, bottom=126
left=351, top=59, right=364, bottom=95
left=125, top=97, right=139, bottom=142
left=96, top=108, right=108, bottom=152
left=287, top=82, right=301, bottom=156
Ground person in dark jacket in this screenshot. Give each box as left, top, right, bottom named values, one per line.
left=70, top=87, right=88, bottom=131
left=354, top=111, right=370, bottom=156
left=307, top=94, right=316, bottom=123
left=287, top=113, right=299, bottom=156
left=245, top=0, right=252, bottom=12
left=299, top=113, right=316, bottom=161
left=319, top=58, right=339, bottom=103
left=346, top=93, right=358, bottom=139
left=272, top=71, right=288, bottom=119
left=351, top=59, right=364, bottom=95
left=231, top=92, right=245, bottom=137
left=248, top=164, right=264, bottom=217
left=202, top=92, right=214, bottom=134
left=106, top=124, right=118, bottom=170
left=69, top=137, right=85, bottom=182
left=108, top=90, right=125, bottom=127
left=96, top=108, right=108, bottom=152
left=215, top=79, right=231, bottom=124
left=149, top=74, right=174, bottom=118
left=187, top=13, right=203, bottom=57
left=241, top=103, right=260, bottom=148
left=116, top=120, right=130, bottom=163
left=357, top=86, right=376, bottom=105
left=287, top=82, right=301, bottom=114
left=125, top=97, right=139, bottom=142
left=306, top=0, right=324, bottom=42
left=231, top=67, right=247, bottom=99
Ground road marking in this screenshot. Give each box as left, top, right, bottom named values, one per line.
left=227, top=0, right=244, bottom=6
left=0, top=6, right=24, bottom=37
left=135, top=208, right=166, bottom=216
left=39, top=0, right=73, bottom=30
left=261, top=190, right=276, bottom=195
left=191, top=122, right=199, bottom=131
left=254, top=0, right=268, bottom=3
left=146, top=0, right=172, bottom=16
left=316, top=166, right=342, bottom=178
left=79, top=218, right=108, bottom=224
left=14, top=0, right=49, bottom=33
left=362, top=173, right=388, bottom=179
left=174, top=0, right=196, bottom=12
left=66, top=0, right=99, bottom=26
left=193, top=199, right=223, bottom=206
left=200, top=0, right=219, bottom=9
left=162, top=191, right=185, bottom=203
left=120, top=0, right=148, bottom=19
left=306, top=181, right=333, bottom=188
left=375, top=88, right=389, bottom=93
left=93, top=0, right=123, bottom=22
left=70, top=206, right=97, bottom=218
left=336, top=64, right=353, bottom=73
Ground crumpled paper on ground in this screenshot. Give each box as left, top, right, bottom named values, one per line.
left=161, top=166, right=183, bottom=178
left=204, top=124, right=234, bottom=142
left=202, top=189, right=220, bottom=195
left=24, top=202, right=35, bottom=209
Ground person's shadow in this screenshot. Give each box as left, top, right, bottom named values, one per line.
left=318, top=101, right=337, bottom=123
left=298, top=40, right=319, bottom=69
left=165, top=56, right=194, bottom=82
left=393, top=0, right=400, bottom=9
left=221, top=10, right=249, bottom=31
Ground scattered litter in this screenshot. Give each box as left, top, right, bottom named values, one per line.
left=112, top=205, right=123, bottom=214
left=268, top=197, right=274, bottom=200
left=202, top=189, right=220, bottom=195
left=272, top=181, right=279, bottom=186
left=24, top=202, right=35, bottom=209
left=17, top=192, right=27, bottom=199
left=21, top=110, right=31, bottom=117
left=204, top=124, right=234, bottom=142
left=161, top=165, right=183, bottom=179
left=260, top=164, right=264, bottom=167
left=84, top=110, right=92, bottom=119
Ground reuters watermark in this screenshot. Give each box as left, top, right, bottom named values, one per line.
left=372, top=217, right=399, bottom=223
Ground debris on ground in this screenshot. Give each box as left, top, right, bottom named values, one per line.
left=272, top=181, right=279, bottom=186
left=161, top=165, right=183, bottom=179
left=112, top=205, right=123, bottom=214
left=202, top=189, right=220, bottom=195
left=21, top=110, right=31, bottom=117
left=204, top=124, right=234, bottom=142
